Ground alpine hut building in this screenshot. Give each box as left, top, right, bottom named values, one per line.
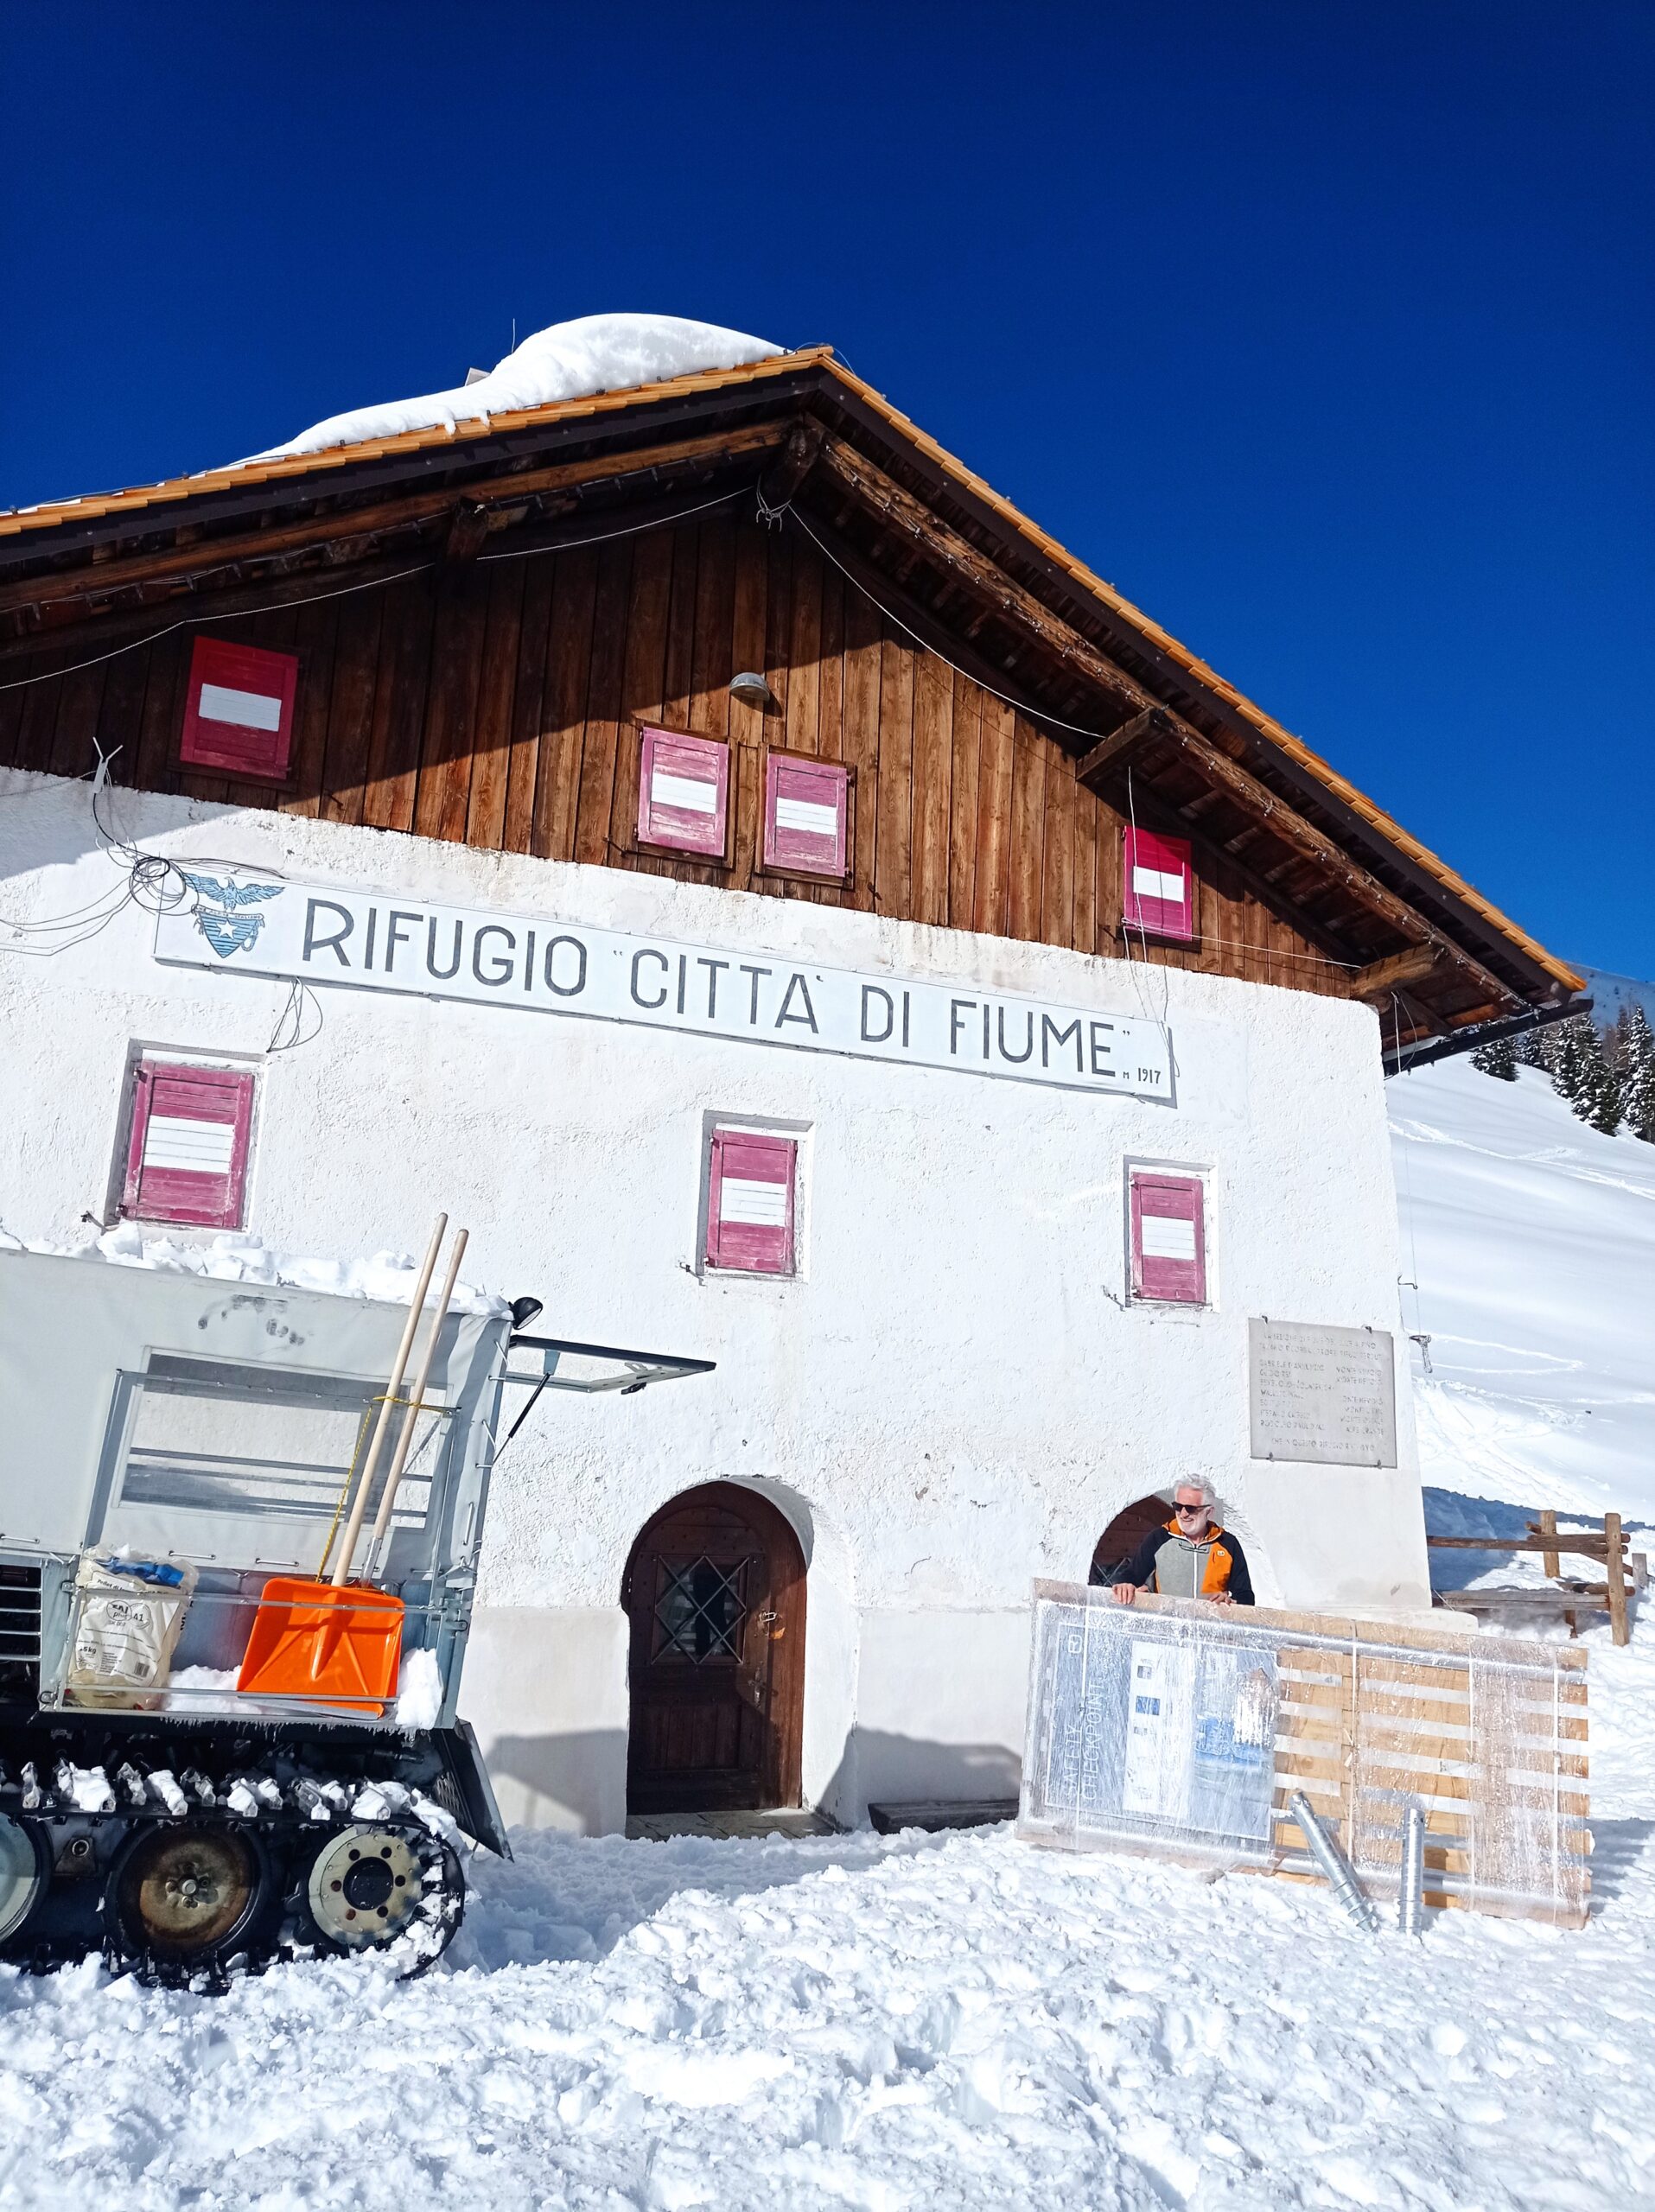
left=0, top=315, right=1586, bottom=1832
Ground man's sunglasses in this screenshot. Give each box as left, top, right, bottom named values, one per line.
left=1173, top=1503, right=1207, bottom=1518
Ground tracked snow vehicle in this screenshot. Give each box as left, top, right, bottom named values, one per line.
left=0, top=1247, right=710, bottom=1986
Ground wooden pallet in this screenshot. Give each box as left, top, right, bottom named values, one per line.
left=1018, top=1584, right=1590, bottom=1929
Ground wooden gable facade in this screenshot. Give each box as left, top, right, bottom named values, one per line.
left=0, top=351, right=1584, bottom=1052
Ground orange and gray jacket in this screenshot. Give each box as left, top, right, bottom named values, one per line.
left=1113, top=1517, right=1254, bottom=1604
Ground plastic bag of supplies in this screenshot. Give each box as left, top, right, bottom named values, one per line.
left=64, top=1552, right=198, bottom=1709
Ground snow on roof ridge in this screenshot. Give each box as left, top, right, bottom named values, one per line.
left=245, top=312, right=784, bottom=466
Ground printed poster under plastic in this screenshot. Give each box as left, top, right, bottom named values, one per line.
left=1025, top=1595, right=1279, bottom=1848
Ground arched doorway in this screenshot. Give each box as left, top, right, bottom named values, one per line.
left=622, top=1482, right=807, bottom=1815
left=1089, top=1493, right=1171, bottom=1586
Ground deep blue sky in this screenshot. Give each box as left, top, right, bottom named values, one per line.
left=5, top=5, right=1650, bottom=976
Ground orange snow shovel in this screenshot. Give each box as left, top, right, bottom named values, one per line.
left=237, top=1217, right=467, bottom=1715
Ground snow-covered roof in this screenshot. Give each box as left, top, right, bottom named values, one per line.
left=247, top=314, right=783, bottom=466
left=0, top=318, right=1583, bottom=1001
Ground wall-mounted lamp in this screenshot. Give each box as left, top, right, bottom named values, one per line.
left=729, top=671, right=779, bottom=713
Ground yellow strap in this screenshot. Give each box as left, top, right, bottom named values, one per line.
left=313, top=1391, right=430, bottom=1579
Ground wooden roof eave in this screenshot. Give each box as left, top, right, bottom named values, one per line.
left=806, top=363, right=1582, bottom=1000
left=0, top=350, right=836, bottom=558
left=0, top=344, right=1576, bottom=1006
left=792, top=456, right=1530, bottom=1018
left=0, top=420, right=791, bottom=639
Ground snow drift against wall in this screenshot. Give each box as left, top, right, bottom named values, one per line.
left=0, top=1223, right=507, bottom=1316
left=247, top=313, right=782, bottom=464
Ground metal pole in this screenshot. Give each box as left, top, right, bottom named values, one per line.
left=1288, top=1790, right=1379, bottom=1933
left=1398, top=1799, right=1427, bottom=1936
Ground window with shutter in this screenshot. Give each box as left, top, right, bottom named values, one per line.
left=1130, top=1171, right=1206, bottom=1306
left=762, top=753, right=850, bottom=880
left=1122, top=827, right=1194, bottom=942
left=121, top=1062, right=256, bottom=1230
left=705, top=1129, right=797, bottom=1276
left=636, top=728, right=731, bottom=859
left=179, top=639, right=299, bottom=782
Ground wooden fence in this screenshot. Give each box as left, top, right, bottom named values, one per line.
left=1431, top=1510, right=1640, bottom=1644
left=1020, top=1583, right=1590, bottom=1929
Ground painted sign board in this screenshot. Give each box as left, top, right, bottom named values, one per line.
left=154, top=868, right=1176, bottom=1103
left=1022, top=1588, right=1279, bottom=1847
left=1248, top=1317, right=1397, bottom=1467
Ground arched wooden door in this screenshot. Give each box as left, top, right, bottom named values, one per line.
left=1090, top=1494, right=1171, bottom=1585
left=622, top=1482, right=806, bottom=1815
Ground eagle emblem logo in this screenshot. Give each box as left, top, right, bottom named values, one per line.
left=180, top=871, right=285, bottom=959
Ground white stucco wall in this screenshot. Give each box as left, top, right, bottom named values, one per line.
left=0, top=768, right=1428, bottom=1828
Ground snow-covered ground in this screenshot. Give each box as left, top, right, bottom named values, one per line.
left=1390, top=1055, right=1655, bottom=1537
left=2, top=1052, right=1651, bottom=2209
left=2, top=1644, right=1651, bottom=2210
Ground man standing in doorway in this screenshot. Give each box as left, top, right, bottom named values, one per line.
left=1109, top=1483, right=1255, bottom=1607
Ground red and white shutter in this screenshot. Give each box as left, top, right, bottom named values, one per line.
left=763, top=754, right=849, bottom=878
left=122, top=1063, right=255, bottom=1230
left=637, top=728, right=730, bottom=857
left=705, top=1130, right=796, bottom=1275
left=179, top=639, right=299, bottom=781
left=1130, top=1173, right=1206, bottom=1305
left=1122, top=827, right=1194, bottom=941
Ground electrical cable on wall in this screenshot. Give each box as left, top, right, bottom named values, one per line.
left=0, top=480, right=756, bottom=700
left=1388, top=993, right=1432, bottom=1375
left=776, top=494, right=1359, bottom=980
left=0, top=561, right=436, bottom=696
left=4, top=474, right=1364, bottom=997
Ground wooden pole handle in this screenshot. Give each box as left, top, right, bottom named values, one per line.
left=329, top=1215, right=447, bottom=1588
left=367, top=1228, right=469, bottom=1560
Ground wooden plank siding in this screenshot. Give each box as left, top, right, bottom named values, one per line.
left=0, top=516, right=1349, bottom=996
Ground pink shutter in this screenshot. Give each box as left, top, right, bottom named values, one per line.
left=1130, top=1173, right=1206, bottom=1305
left=636, top=728, right=730, bottom=857
left=705, top=1130, right=796, bottom=1275
left=122, top=1062, right=255, bottom=1230
left=1122, top=827, right=1194, bottom=941
left=763, top=754, right=849, bottom=878
left=179, top=638, right=299, bottom=781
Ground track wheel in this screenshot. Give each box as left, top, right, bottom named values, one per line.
left=109, top=1822, right=273, bottom=1986
left=0, top=1814, right=48, bottom=1952
left=304, top=1824, right=464, bottom=1976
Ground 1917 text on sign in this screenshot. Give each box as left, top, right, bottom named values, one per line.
left=1248, top=1318, right=1397, bottom=1467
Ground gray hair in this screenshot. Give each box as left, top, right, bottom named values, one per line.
left=1169, top=1479, right=1215, bottom=1508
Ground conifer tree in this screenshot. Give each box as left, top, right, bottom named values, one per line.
left=1547, top=1014, right=1622, bottom=1134
left=1544, top=1014, right=1587, bottom=1103
left=1581, top=1039, right=1624, bottom=1135
left=1615, top=1003, right=1655, bottom=1144
left=1473, top=1034, right=1518, bottom=1080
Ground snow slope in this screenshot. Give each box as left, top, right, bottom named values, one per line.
left=248, top=314, right=781, bottom=464
left=1390, top=1055, right=1655, bottom=1529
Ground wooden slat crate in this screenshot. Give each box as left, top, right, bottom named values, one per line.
left=1018, top=1581, right=1589, bottom=1929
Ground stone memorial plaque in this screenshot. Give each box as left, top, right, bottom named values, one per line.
left=1248, top=1317, right=1397, bottom=1467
